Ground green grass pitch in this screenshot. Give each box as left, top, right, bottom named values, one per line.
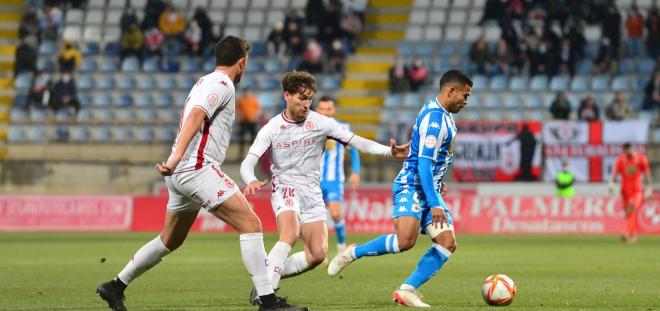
left=0, top=233, right=659, bottom=310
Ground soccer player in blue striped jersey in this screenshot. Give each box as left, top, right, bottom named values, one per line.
left=315, top=95, right=361, bottom=252
left=328, top=70, right=472, bottom=308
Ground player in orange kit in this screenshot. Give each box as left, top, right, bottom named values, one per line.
left=608, top=143, right=653, bottom=243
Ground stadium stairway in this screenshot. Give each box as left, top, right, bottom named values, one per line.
left=0, top=0, right=21, bottom=160
left=336, top=0, right=412, bottom=141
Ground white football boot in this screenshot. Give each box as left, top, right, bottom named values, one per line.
left=392, top=288, right=431, bottom=308
left=327, top=244, right=356, bottom=276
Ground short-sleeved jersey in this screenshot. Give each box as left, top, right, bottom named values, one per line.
left=393, top=97, right=457, bottom=192
left=171, top=71, right=235, bottom=173
left=320, top=119, right=352, bottom=183
left=247, top=111, right=355, bottom=189
left=614, top=152, right=650, bottom=195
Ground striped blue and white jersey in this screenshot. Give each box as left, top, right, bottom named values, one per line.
left=320, top=120, right=360, bottom=183
left=393, top=97, right=457, bottom=192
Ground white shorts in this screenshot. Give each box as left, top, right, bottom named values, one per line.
left=165, top=164, right=239, bottom=213
left=271, top=184, right=326, bottom=224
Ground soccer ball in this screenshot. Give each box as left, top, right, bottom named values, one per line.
left=482, top=274, right=516, bottom=306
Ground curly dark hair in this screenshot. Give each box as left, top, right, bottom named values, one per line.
left=281, top=71, right=317, bottom=95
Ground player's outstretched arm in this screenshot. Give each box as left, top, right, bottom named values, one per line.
left=348, top=135, right=409, bottom=159
left=240, top=153, right=268, bottom=195
left=155, top=107, right=206, bottom=176
left=348, top=146, right=361, bottom=189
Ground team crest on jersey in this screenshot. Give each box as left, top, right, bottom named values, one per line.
left=284, top=197, right=294, bottom=207
left=224, top=178, right=235, bottom=188
left=208, top=93, right=219, bottom=107
left=425, top=136, right=437, bottom=148
left=412, top=203, right=421, bottom=213
left=305, top=121, right=315, bottom=130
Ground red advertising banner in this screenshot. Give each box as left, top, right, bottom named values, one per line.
left=453, top=121, right=542, bottom=182
left=0, top=195, right=133, bottom=231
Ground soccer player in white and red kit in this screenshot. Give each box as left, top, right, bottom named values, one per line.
left=96, top=37, right=305, bottom=311
left=240, top=71, right=409, bottom=305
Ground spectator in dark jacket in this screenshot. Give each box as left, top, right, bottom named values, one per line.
left=550, top=91, right=572, bottom=120
left=19, top=7, right=40, bottom=40
left=577, top=96, right=600, bottom=121
left=120, top=6, right=139, bottom=33
left=50, top=71, right=80, bottom=115
left=643, top=71, right=660, bottom=110
left=14, top=35, right=38, bottom=77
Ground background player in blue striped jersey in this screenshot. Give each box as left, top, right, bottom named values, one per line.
left=315, top=95, right=361, bottom=253
left=327, top=70, right=472, bottom=308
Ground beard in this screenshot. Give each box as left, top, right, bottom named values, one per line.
left=234, top=71, right=243, bottom=85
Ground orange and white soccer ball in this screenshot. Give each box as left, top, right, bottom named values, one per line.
left=482, top=274, right=517, bottom=306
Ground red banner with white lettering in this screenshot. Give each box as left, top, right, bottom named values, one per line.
left=453, top=121, right=542, bottom=182
left=0, top=195, right=133, bottom=231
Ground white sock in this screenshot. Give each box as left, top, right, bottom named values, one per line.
left=267, top=241, right=292, bottom=290
left=117, top=235, right=171, bottom=285
left=239, top=233, right=274, bottom=296
left=281, top=251, right=311, bottom=279
left=400, top=284, right=415, bottom=291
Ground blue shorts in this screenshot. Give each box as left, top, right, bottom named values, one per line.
left=321, top=181, right=344, bottom=203
left=391, top=185, right=453, bottom=229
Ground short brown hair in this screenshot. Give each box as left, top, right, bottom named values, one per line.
left=215, top=35, right=250, bottom=66
left=281, top=71, right=317, bottom=95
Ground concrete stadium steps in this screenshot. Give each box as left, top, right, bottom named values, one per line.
left=365, top=12, right=409, bottom=24
left=360, top=30, right=405, bottom=41
left=370, top=0, right=413, bottom=8
left=0, top=3, right=21, bottom=161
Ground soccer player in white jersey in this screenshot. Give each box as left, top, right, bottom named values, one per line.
left=315, top=95, right=361, bottom=253
left=240, top=71, right=409, bottom=305
left=96, top=36, right=306, bottom=311
left=327, top=70, right=473, bottom=308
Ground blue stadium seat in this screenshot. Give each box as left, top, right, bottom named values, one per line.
left=155, top=127, right=176, bottom=143
left=525, top=95, right=544, bottom=108
left=507, top=110, right=525, bottom=121
left=157, top=110, right=178, bottom=123
left=115, top=93, right=134, bottom=107
left=165, top=41, right=183, bottom=56
left=461, top=110, right=482, bottom=120
left=37, top=58, right=55, bottom=72
left=467, top=94, right=481, bottom=107
left=155, top=94, right=173, bottom=107
left=97, top=75, right=116, bottom=90
left=417, top=42, right=434, bottom=57
left=135, top=94, right=153, bottom=107
left=247, top=59, right=264, bottom=72
left=399, top=42, right=415, bottom=57
left=483, top=94, right=502, bottom=108
left=241, top=76, right=258, bottom=89
left=38, top=40, right=57, bottom=55
left=30, top=109, right=49, bottom=122
left=118, top=75, right=136, bottom=90
left=570, top=75, right=589, bottom=91
left=489, top=76, right=507, bottom=91
left=611, top=76, right=629, bottom=91
left=82, top=42, right=100, bottom=56
left=639, top=57, right=655, bottom=74
left=549, top=75, right=568, bottom=91
left=77, top=75, right=95, bottom=91
left=142, top=58, right=160, bottom=72
left=470, top=75, right=488, bottom=90
left=590, top=75, right=609, bottom=91
left=529, top=75, right=548, bottom=91
left=509, top=76, right=527, bottom=91
left=112, top=127, right=133, bottom=143
left=27, top=126, right=48, bottom=142
left=121, top=57, right=140, bottom=72
left=14, top=73, right=33, bottom=90
left=264, top=59, right=283, bottom=73
left=100, top=58, right=119, bottom=72
left=157, top=76, right=177, bottom=90
left=619, top=59, right=636, bottom=74
left=116, top=109, right=136, bottom=123
left=138, top=76, right=156, bottom=90
left=403, top=93, right=421, bottom=108
left=136, top=109, right=157, bottom=122
left=439, top=42, right=456, bottom=56
left=78, top=93, right=93, bottom=108
left=174, top=92, right=187, bottom=107
left=203, top=58, right=215, bottom=72
left=134, top=127, right=155, bottom=143
left=384, top=94, right=401, bottom=108
left=177, top=75, right=196, bottom=90
left=526, top=110, right=546, bottom=120
left=162, top=59, right=180, bottom=73
left=55, top=108, right=71, bottom=122
left=94, top=109, right=115, bottom=123
left=576, top=60, right=593, bottom=75
left=13, top=94, right=28, bottom=108
left=320, top=75, right=340, bottom=91
left=104, top=42, right=120, bottom=55
left=10, top=108, right=28, bottom=122
left=257, top=92, right=277, bottom=110
left=8, top=126, right=26, bottom=142
left=77, top=109, right=93, bottom=121
left=53, top=126, right=69, bottom=141
left=504, top=94, right=523, bottom=108
left=91, top=126, right=112, bottom=142
left=69, top=126, right=91, bottom=142
left=251, top=43, right=268, bottom=57
left=80, top=58, right=97, bottom=73
left=259, top=77, right=280, bottom=90
left=92, top=93, right=113, bottom=107
left=182, top=59, right=201, bottom=73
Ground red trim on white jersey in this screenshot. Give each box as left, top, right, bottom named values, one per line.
left=281, top=112, right=305, bottom=124
left=195, top=120, right=211, bottom=170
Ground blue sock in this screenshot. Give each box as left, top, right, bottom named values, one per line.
left=354, top=234, right=399, bottom=259
left=403, top=244, right=451, bottom=289
left=334, top=219, right=346, bottom=246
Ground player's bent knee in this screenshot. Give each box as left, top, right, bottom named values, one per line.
left=308, top=248, right=328, bottom=267
left=234, top=212, right=263, bottom=234
left=397, top=236, right=417, bottom=252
